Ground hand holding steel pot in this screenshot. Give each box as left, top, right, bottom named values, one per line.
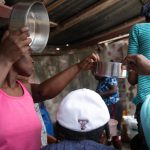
left=9, top=1, right=50, bottom=52
left=123, top=54, right=150, bottom=75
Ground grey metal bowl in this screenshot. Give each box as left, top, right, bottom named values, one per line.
left=94, top=61, right=127, bottom=78
left=9, top=1, right=50, bottom=52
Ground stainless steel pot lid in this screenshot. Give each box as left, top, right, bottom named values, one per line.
left=9, top=1, right=50, bottom=52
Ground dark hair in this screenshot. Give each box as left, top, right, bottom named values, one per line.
left=54, top=122, right=105, bottom=143
left=141, top=1, right=150, bottom=21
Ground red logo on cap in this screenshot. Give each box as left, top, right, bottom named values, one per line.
left=78, top=119, right=89, bottom=130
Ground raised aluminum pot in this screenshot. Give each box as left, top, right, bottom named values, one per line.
left=94, top=61, right=127, bottom=78
left=9, top=1, right=50, bottom=52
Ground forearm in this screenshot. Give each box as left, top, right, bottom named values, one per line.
left=38, top=63, right=81, bottom=99
left=0, top=56, right=12, bottom=87
left=99, top=90, right=117, bottom=99
left=33, top=53, right=99, bottom=102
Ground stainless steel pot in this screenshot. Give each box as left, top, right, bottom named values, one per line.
left=93, top=61, right=127, bottom=78
left=9, top=1, right=50, bottom=52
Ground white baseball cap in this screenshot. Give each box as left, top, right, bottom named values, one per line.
left=57, top=88, right=110, bottom=132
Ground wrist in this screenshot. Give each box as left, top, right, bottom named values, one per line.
left=0, top=55, right=13, bottom=67
left=76, top=62, right=83, bottom=71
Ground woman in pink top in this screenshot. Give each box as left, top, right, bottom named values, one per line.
left=0, top=25, right=99, bottom=150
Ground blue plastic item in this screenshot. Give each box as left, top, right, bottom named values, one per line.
left=39, top=103, right=54, bottom=136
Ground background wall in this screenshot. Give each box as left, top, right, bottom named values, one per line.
left=32, top=48, right=98, bottom=121
left=32, top=40, right=136, bottom=122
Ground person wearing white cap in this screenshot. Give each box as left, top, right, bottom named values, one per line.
left=42, top=89, right=116, bottom=150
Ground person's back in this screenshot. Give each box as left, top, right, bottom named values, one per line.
left=44, top=140, right=115, bottom=150
left=42, top=89, right=116, bottom=150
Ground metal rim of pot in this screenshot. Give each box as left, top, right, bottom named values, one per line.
left=9, top=1, right=50, bottom=52
left=94, top=61, right=127, bottom=78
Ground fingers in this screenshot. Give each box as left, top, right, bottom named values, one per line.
left=11, top=34, right=31, bottom=51
left=9, top=26, right=31, bottom=48
left=22, top=46, right=31, bottom=53
left=122, top=56, right=129, bottom=65
left=20, top=27, right=30, bottom=40
left=20, top=26, right=29, bottom=33
left=78, top=53, right=100, bottom=70
left=90, top=53, right=100, bottom=62
left=94, top=53, right=101, bottom=61
left=11, top=26, right=29, bottom=34
left=85, top=53, right=100, bottom=64
left=21, top=38, right=32, bottom=46
left=0, top=26, right=32, bottom=63
left=123, top=55, right=135, bottom=65
left=18, top=27, right=31, bottom=46
left=20, top=32, right=30, bottom=40
left=123, top=55, right=137, bottom=71
left=1, top=30, right=9, bottom=42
